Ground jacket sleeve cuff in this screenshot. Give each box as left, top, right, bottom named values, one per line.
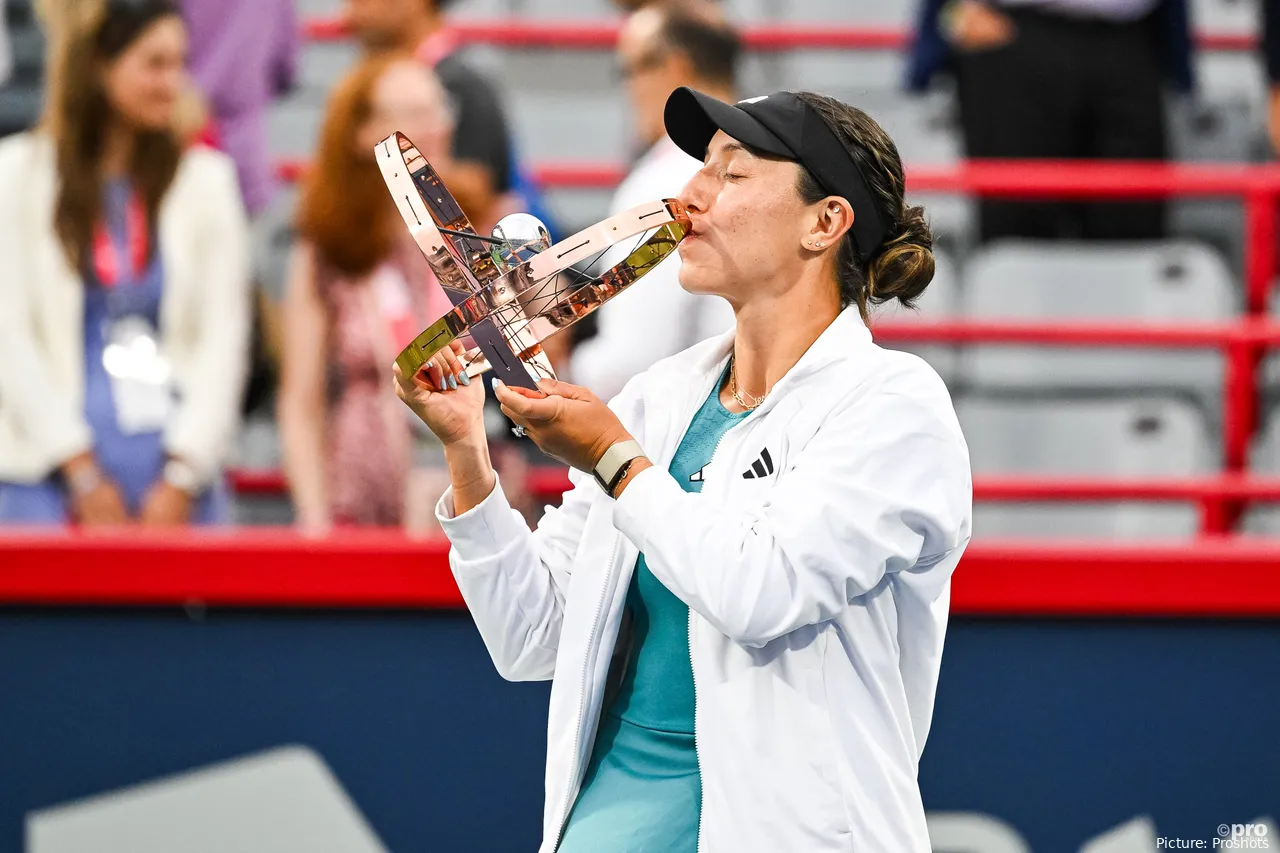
left=611, top=465, right=673, bottom=551
left=436, top=473, right=532, bottom=563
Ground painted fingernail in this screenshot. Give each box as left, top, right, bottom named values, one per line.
left=447, top=374, right=458, bottom=390
left=457, top=371, right=470, bottom=386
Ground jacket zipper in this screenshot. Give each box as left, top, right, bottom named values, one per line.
left=552, top=531, right=623, bottom=851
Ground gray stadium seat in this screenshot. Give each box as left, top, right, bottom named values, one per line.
left=871, top=247, right=959, bottom=385
left=847, top=89, right=961, bottom=165
left=520, top=0, right=617, bottom=21
left=1166, top=95, right=1262, bottom=273
left=296, top=41, right=360, bottom=97
left=543, top=187, right=614, bottom=237
left=776, top=0, right=916, bottom=26
left=295, top=0, right=344, bottom=15
left=1167, top=95, right=1262, bottom=163
left=960, top=240, right=1236, bottom=406
left=0, top=84, right=39, bottom=137
left=1243, top=406, right=1280, bottom=534
left=231, top=416, right=293, bottom=526
left=1190, top=0, right=1256, bottom=35
left=1195, top=52, right=1269, bottom=109
left=779, top=50, right=908, bottom=97
left=845, top=90, right=973, bottom=251
left=958, top=396, right=1215, bottom=539
left=719, top=0, right=773, bottom=22
left=500, top=50, right=627, bottom=162
left=268, top=96, right=325, bottom=158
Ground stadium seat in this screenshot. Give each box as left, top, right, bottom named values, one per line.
left=500, top=49, right=628, bottom=163
left=871, top=246, right=960, bottom=385
left=6, top=22, right=44, bottom=86
left=1190, top=0, right=1257, bottom=35
left=1243, top=406, right=1280, bottom=534
left=295, top=0, right=343, bottom=15
left=1166, top=95, right=1263, bottom=272
left=268, top=96, right=325, bottom=158
left=957, top=395, right=1215, bottom=539
left=960, top=239, right=1236, bottom=407
left=845, top=89, right=974, bottom=251
left=847, top=89, right=961, bottom=165
left=1167, top=95, right=1262, bottom=163
left=0, top=84, right=40, bottom=138
left=520, top=0, right=618, bottom=21
left=776, top=0, right=916, bottom=26
left=296, top=40, right=360, bottom=97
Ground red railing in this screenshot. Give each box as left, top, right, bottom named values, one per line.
left=258, top=160, right=1280, bottom=534
left=301, top=17, right=1258, bottom=53
left=3, top=531, right=1280, bottom=616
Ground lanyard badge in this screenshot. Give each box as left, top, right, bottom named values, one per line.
left=92, top=192, right=149, bottom=289
left=93, top=192, right=173, bottom=434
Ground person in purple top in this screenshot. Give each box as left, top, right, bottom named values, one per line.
left=179, top=0, right=298, bottom=216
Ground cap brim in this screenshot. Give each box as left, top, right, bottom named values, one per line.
left=664, top=87, right=795, bottom=163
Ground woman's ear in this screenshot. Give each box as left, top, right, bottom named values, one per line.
left=803, top=197, right=854, bottom=252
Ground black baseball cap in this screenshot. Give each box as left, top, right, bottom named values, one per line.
left=663, top=87, right=887, bottom=258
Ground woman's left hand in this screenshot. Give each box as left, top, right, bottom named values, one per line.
left=494, top=379, right=634, bottom=472
left=139, top=481, right=192, bottom=527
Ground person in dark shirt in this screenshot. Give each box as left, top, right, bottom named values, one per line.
left=908, top=0, right=1193, bottom=242
left=345, top=0, right=513, bottom=229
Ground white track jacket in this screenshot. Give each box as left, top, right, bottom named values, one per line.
left=436, top=307, right=973, bottom=852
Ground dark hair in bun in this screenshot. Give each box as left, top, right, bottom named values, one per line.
left=793, top=92, right=934, bottom=318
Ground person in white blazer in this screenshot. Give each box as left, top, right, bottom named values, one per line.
left=395, top=88, right=972, bottom=852
left=0, top=0, right=250, bottom=527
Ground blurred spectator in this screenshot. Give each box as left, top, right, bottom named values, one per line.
left=568, top=0, right=736, bottom=402
left=345, top=0, right=513, bottom=231
left=179, top=0, right=298, bottom=420
left=1266, top=0, right=1279, bottom=155
left=179, top=0, right=297, bottom=217
left=908, top=0, right=1193, bottom=241
left=0, top=0, right=251, bottom=527
left=278, top=54, right=455, bottom=531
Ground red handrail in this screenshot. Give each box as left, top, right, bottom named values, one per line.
left=300, top=17, right=1258, bottom=53
left=3, top=531, right=1279, bottom=616
left=269, top=158, right=1280, bottom=534
left=227, top=469, right=1280, bottom=504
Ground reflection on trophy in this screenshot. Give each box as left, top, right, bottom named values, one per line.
left=376, top=131, right=690, bottom=390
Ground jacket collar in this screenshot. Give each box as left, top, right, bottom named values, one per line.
left=694, top=306, right=870, bottom=399
left=644, top=306, right=873, bottom=447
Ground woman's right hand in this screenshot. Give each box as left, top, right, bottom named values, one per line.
left=394, top=339, right=486, bottom=446
left=61, top=453, right=129, bottom=526
left=72, top=480, right=129, bottom=526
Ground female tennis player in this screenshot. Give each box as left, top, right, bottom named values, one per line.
left=395, top=87, right=972, bottom=852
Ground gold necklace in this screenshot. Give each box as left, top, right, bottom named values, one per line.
left=729, top=353, right=767, bottom=411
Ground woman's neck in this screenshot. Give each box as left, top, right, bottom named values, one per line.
left=100, top=118, right=136, bottom=178
left=722, top=265, right=843, bottom=409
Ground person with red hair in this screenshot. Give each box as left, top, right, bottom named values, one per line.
left=277, top=54, right=454, bottom=531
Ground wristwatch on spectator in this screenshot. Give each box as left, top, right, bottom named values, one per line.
left=162, top=457, right=201, bottom=496
left=64, top=463, right=104, bottom=498
left=593, top=440, right=646, bottom=499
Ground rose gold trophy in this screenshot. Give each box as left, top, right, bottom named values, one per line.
left=377, top=131, right=690, bottom=389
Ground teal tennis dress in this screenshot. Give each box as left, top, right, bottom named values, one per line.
left=557, top=377, right=749, bottom=853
